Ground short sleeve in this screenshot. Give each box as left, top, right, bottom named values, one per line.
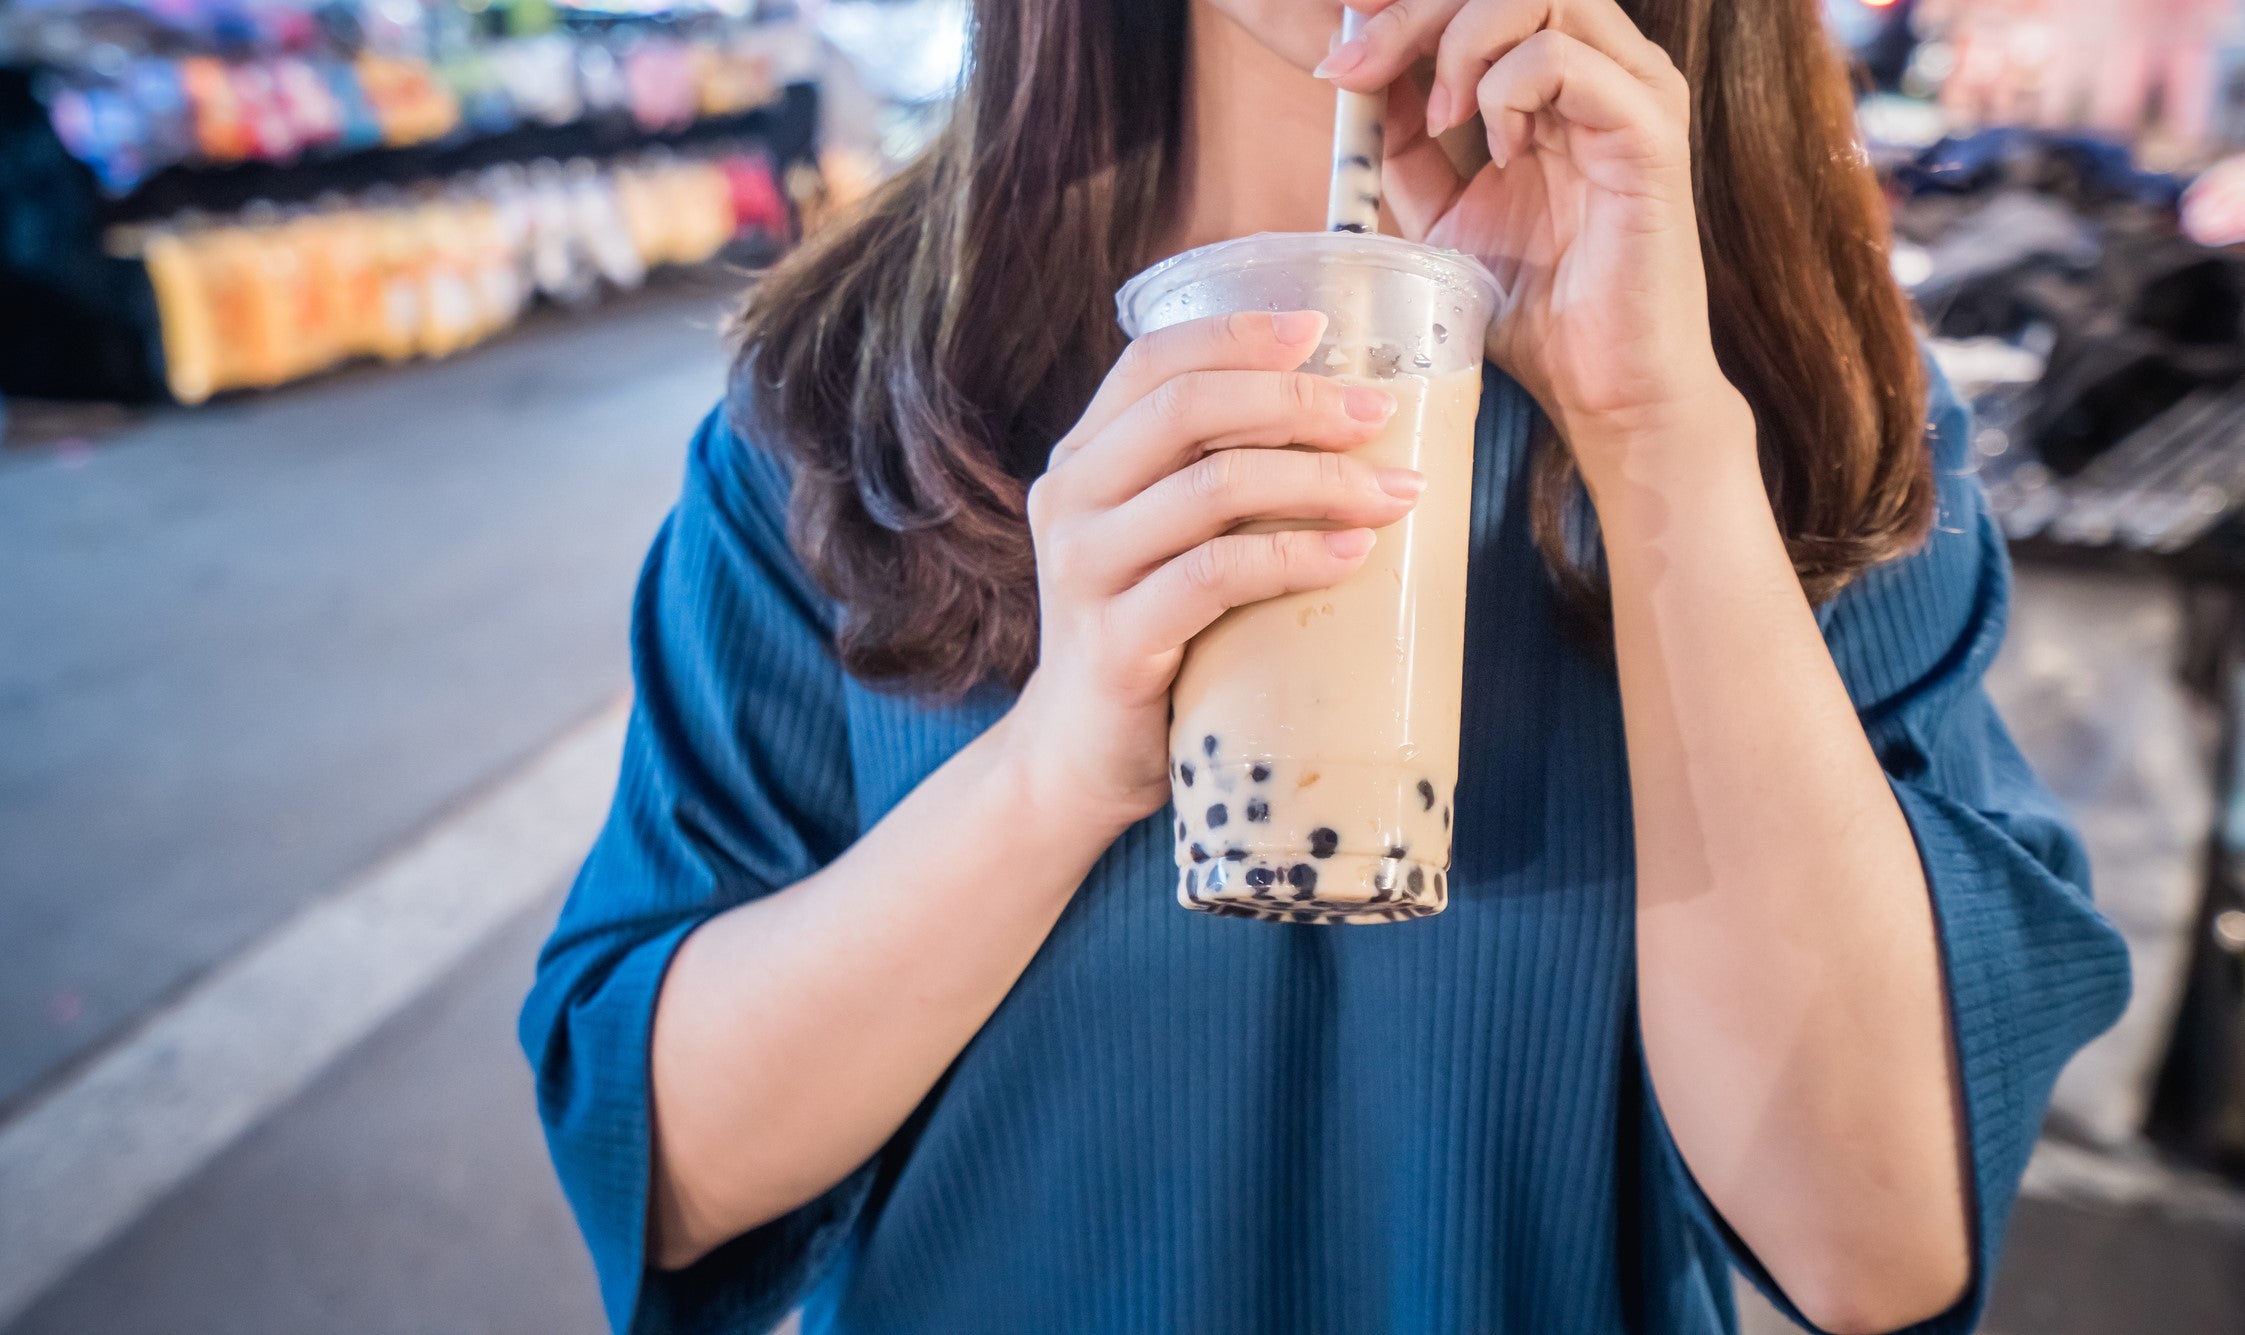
left=518, top=408, right=867, bottom=1334
left=1649, top=368, right=2132, bottom=1334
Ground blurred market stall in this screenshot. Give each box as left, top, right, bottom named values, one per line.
left=0, top=0, right=821, bottom=402
left=1829, top=0, right=2245, bottom=1190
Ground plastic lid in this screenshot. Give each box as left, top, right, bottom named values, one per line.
left=1116, top=230, right=1501, bottom=338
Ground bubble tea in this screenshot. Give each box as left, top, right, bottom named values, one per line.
left=1116, top=231, right=1500, bottom=923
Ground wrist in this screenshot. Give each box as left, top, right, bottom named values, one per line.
left=985, top=688, right=1145, bottom=849
left=1583, top=386, right=1800, bottom=597
left=1566, top=379, right=1760, bottom=521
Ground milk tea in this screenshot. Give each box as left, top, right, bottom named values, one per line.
left=1169, top=366, right=1481, bottom=922
left=1114, top=230, right=1499, bottom=924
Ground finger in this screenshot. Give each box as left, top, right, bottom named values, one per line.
left=1428, top=0, right=1674, bottom=134
left=1318, top=0, right=1467, bottom=92
left=1085, top=448, right=1422, bottom=590
left=1066, top=371, right=1396, bottom=508
left=1108, top=528, right=1379, bottom=657
left=1056, top=310, right=1328, bottom=468
left=1381, top=69, right=1468, bottom=239
left=1477, top=30, right=1672, bottom=170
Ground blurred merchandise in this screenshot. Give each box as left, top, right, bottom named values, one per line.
left=0, top=0, right=823, bottom=403
left=1890, top=130, right=2231, bottom=538
left=1882, top=113, right=2245, bottom=1174
left=1830, top=0, right=2245, bottom=169
left=355, top=50, right=462, bottom=148
left=2, top=0, right=818, bottom=195
left=119, top=149, right=779, bottom=403
left=1918, top=0, right=2242, bottom=164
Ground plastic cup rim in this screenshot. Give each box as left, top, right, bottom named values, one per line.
left=1115, top=230, right=1502, bottom=339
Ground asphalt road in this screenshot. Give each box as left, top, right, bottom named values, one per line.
left=8, top=895, right=605, bottom=1335
left=0, top=279, right=731, bottom=1330
left=0, top=276, right=730, bottom=1114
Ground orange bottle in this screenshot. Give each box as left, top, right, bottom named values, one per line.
left=140, top=227, right=221, bottom=405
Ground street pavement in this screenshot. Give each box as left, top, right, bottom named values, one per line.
left=0, top=277, right=733, bottom=1330
left=0, top=274, right=731, bottom=1114
left=8, top=895, right=604, bottom=1335
left=1, top=277, right=2240, bottom=1333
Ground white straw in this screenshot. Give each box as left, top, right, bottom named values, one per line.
left=1324, top=8, right=1386, bottom=234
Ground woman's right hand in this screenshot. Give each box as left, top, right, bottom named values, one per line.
left=1000, top=309, right=1425, bottom=838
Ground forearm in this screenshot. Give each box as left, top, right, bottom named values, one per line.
left=646, top=709, right=1118, bottom=1269
left=1593, top=395, right=1969, bottom=1330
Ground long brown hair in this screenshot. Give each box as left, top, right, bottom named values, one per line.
left=731, top=0, right=1929, bottom=697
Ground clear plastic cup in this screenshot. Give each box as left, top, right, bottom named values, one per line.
left=1117, top=231, right=1501, bottom=924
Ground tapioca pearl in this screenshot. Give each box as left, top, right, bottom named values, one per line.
left=1206, top=803, right=1229, bottom=828
left=1384, top=843, right=1407, bottom=859
left=1202, top=734, right=1219, bottom=757
left=1288, top=864, right=1318, bottom=892
left=1249, top=763, right=1271, bottom=783
left=1417, top=779, right=1436, bottom=811
left=1176, top=818, right=1187, bottom=841
left=1179, top=762, right=1194, bottom=787
left=1184, top=867, right=1197, bottom=895
left=1206, top=862, right=1233, bottom=890
left=1408, top=866, right=1426, bottom=895
left=1434, top=871, right=1446, bottom=894
left=1245, top=797, right=1270, bottom=823
left=1443, top=804, right=1451, bottom=829
left=1189, top=843, right=1209, bottom=864
left=1223, top=848, right=1248, bottom=861
left=1245, top=866, right=1276, bottom=889
left=1288, top=910, right=1319, bottom=924
left=1308, top=827, right=1338, bottom=859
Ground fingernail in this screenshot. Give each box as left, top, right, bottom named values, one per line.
left=1312, top=38, right=1366, bottom=80
left=1342, top=386, right=1395, bottom=422
left=1375, top=467, right=1425, bottom=499
left=1424, top=86, right=1453, bottom=136
left=1324, top=528, right=1376, bottom=559
left=1271, top=310, right=1325, bottom=344
left=1495, top=111, right=1526, bottom=168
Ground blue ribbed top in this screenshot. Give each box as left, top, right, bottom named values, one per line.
left=521, top=369, right=2129, bottom=1335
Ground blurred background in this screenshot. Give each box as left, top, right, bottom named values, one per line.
left=0, top=0, right=2242, bottom=1331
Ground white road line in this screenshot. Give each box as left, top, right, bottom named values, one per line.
left=0, top=698, right=629, bottom=1326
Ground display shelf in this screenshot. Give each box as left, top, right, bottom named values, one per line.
left=101, top=78, right=817, bottom=223
left=0, top=73, right=815, bottom=403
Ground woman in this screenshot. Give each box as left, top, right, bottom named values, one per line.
left=522, top=1, right=2130, bottom=1331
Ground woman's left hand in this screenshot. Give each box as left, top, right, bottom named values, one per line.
left=1318, top=0, right=1752, bottom=497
